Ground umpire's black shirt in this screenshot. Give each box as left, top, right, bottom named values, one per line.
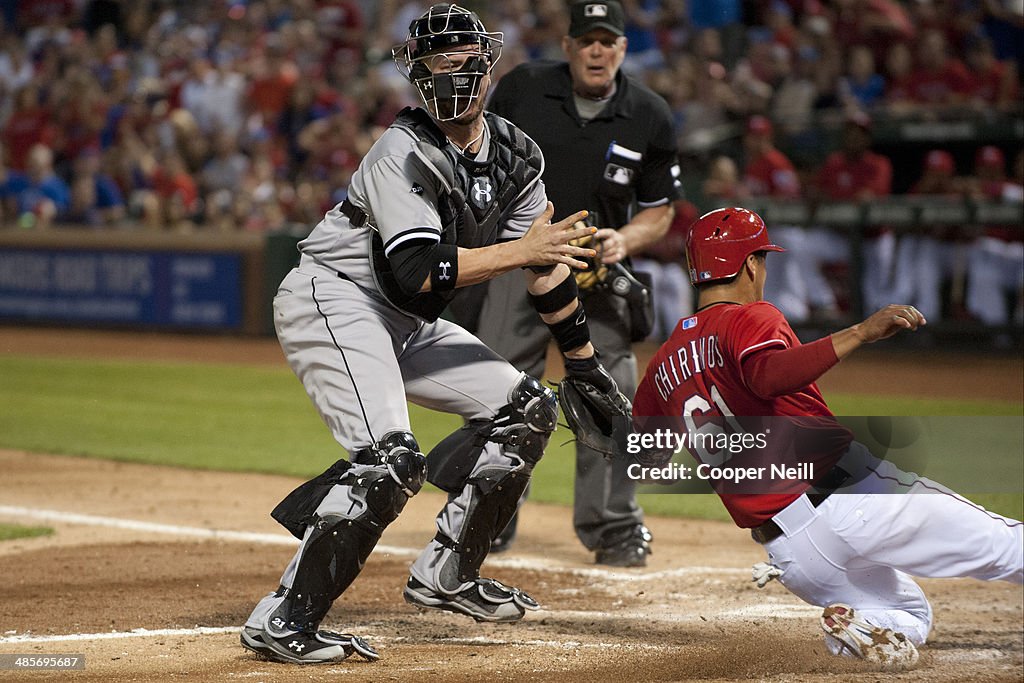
left=487, top=61, right=680, bottom=229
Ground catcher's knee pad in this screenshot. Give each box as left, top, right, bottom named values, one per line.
left=500, top=372, right=559, bottom=465
left=427, top=373, right=556, bottom=493
left=352, top=430, right=428, bottom=499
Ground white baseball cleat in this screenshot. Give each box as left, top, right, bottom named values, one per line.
left=821, top=603, right=919, bottom=671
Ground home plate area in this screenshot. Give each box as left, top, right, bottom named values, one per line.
left=0, top=451, right=1020, bottom=682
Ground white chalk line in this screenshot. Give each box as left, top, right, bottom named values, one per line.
left=0, top=626, right=670, bottom=652
left=0, top=505, right=748, bottom=582
left=0, top=626, right=238, bottom=645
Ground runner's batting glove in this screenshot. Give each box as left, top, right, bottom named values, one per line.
left=558, top=356, right=631, bottom=458
left=752, top=562, right=785, bottom=588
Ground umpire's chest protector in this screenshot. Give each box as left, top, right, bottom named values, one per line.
left=371, top=108, right=543, bottom=321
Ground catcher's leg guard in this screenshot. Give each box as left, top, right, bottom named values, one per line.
left=251, top=432, right=426, bottom=644
left=407, top=374, right=555, bottom=620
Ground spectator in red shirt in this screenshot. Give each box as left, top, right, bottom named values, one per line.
left=3, top=84, right=55, bottom=171
left=315, top=0, right=365, bottom=65
left=964, top=35, right=1021, bottom=113
left=881, top=41, right=916, bottom=117
left=832, top=0, right=915, bottom=65
left=908, top=29, right=973, bottom=107
left=50, top=67, right=109, bottom=171
left=149, top=151, right=198, bottom=232
left=245, top=39, right=299, bottom=129
left=814, top=112, right=894, bottom=315
left=16, top=0, right=75, bottom=30
left=743, top=116, right=800, bottom=199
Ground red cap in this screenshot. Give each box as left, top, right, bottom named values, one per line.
left=746, top=115, right=773, bottom=136
left=924, top=150, right=954, bottom=174
left=976, top=146, right=1004, bottom=169
left=685, top=207, right=784, bottom=285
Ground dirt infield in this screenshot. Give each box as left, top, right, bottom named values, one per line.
left=0, top=328, right=1021, bottom=682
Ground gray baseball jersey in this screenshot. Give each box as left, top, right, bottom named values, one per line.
left=276, top=113, right=546, bottom=451
left=298, top=122, right=546, bottom=294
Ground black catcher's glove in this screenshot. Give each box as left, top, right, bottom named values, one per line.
left=558, top=356, right=632, bottom=457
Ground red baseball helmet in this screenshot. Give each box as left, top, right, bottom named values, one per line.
left=685, top=207, right=784, bottom=284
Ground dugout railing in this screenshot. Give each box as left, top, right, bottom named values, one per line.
left=735, top=196, right=1023, bottom=347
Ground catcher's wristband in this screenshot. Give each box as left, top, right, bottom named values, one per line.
left=546, top=301, right=591, bottom=353
left=528, top=274, right=578, bottom=314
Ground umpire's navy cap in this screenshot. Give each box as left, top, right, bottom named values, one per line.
left=569, top=1, right=625, bottom=38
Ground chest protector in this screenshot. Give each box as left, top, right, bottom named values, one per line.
left=370, top=107, right=543, bottom=321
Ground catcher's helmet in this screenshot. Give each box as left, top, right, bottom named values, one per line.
left=685, top=207, right=784, bottom=285
left=392, top=4, right=502, bottom=122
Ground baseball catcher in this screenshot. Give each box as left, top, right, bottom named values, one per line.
left=239, top=3, right=630, bottom=666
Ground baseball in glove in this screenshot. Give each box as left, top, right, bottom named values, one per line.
left=558, top=356, right=632, bottom=457
left=569, top=224, right=608, bottom=290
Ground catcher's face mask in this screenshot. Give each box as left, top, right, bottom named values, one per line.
left=393, top=3, right=502, bottom=122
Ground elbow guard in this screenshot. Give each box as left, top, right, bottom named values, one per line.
left=388, top=241, right=459, bottom=295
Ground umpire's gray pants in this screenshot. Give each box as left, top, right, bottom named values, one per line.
left=476, top=270, right=643, bottom=550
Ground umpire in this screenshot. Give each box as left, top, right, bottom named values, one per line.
left=477, top=0, right=681, bottom=566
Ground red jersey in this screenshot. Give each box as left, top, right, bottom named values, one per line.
left=633, top=302, right=851, bottom=527
left=970, top=61, right=1018, bottom=105
left=744, top=149, right=800, bottom=198
left=908, top=60, right=972, bottom=105
left=3, top=107, right=54, bottom=171
left=745, top=148, right=798, bottom=197
left=817, top=151, right=892, bottom=200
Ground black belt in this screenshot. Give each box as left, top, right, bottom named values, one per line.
left=340, top=198, right=369, bottom=228
left=750, top=467, right=851, bottom=544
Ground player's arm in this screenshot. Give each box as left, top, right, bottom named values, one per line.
left=742, top=305, right=926, bottom=398
left=385, top=203, right=597, bottom=295
left=523, top=264, right=595, bottom=359
left=595, top=202, right=674, bottom=265
left=830, top=304, right=926, bottom=358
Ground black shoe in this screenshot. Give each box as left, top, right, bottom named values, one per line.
left=240, top=625, right=379, bottom=664
left=403, top=576, right=539, bottom=622
left=490, top=513, right=519, bottom=554
left=594, top=525, right=653, bottom=567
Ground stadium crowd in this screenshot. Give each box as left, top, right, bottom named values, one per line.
left=0, top=0, right=1020, bottom=328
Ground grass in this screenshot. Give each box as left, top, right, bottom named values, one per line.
left=0, top=524, right=53, bottom=541
left=0, top=355, right=1020, bottom=521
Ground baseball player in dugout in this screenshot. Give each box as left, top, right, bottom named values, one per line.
left=240, top=4, right=631, bottom=665
left=633, top=208, right=1024, bottom=670
left=475, top=0, right=682, bottom=566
